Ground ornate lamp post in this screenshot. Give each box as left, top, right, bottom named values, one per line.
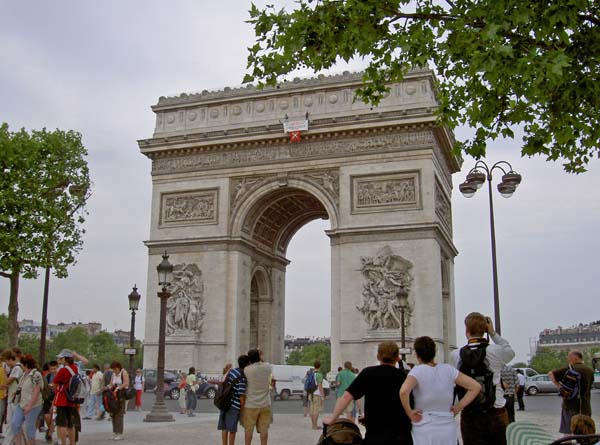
left=127, top=285, right=141, bottom=410
left=459, top=160, right=522, bottom=335
left=398, top=288, right=409, bottom=362
left=144, top=252, right=174, bottom=422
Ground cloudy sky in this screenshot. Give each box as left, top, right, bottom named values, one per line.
left=1, top=1, right=598, bottom=364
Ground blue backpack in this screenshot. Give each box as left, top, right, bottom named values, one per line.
left=559, top=365, right=581, bottom=401
left=304, top=371, right=317, bottom=394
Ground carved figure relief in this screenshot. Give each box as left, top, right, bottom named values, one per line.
left=352, top=172, right=420, bottom=214
left=166, top=263, right=205, bottom=336
left=161, top=189, right=218, bottom=226
left=435, top=182, right=452, bottom=231
left=357, top=246, right=414, bottom=331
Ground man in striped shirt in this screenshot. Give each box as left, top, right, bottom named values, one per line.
left=218, top=355, right=250, bottom=445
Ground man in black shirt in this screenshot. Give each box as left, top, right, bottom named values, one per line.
left=323, top=342, right=413, bottom=445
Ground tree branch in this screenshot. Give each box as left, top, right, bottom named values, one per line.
left=0, top=271, right=11, bottom=278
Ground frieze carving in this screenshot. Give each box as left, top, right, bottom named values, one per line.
left=166, top=263, right=205, bottom=337
left=152, top=131, right=435, bottom=175
left=161, top=189, right=218, bottom=226
left=435, top=182, right=452, bottom=231
left=357, top=246, right=414, bottom=331
left=352, top=172, right=420, bottom=214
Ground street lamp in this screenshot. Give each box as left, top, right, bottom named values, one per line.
left=127, top=285, right=141, bottom=410
left=459, top=160, right=522, bottom=335
left=145, top=252, right=175, bottom=422
left=398, top=288, right=409, bottom=362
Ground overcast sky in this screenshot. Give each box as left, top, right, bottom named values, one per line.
left=1, top=1, right=598, bottom=364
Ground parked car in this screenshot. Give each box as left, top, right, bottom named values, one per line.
left=525, top=374, right=558, bottom=395
left=143, top=369, right=179, bottom=392
left=154, top=380, right=181, bottom=400
left=196, top=377, right=218, bottom=399
left=514, top=367, right=539, bottom=378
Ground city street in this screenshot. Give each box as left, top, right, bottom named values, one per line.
left=140, top=389, right=600, bottom=416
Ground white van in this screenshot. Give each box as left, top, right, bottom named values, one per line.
left=271, top=365, right=311, bottom=400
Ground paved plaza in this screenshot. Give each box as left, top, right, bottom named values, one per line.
left=64, top=408, right=567, bottom=445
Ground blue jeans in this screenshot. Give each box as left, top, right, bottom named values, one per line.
left=86, top=394, right=101, bottom=418
left=12, top=405, right=43, bottom=442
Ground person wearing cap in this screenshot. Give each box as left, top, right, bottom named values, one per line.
left=53, top=350, right=81, bottom=445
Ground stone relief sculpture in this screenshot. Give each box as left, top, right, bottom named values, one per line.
left=166, top=263, right=205, bottom=336
left=163, top=192, right=216, bottom=224
left=357, top=246, right=413, bottom=330
left=356, top=178, right=416, bottom=207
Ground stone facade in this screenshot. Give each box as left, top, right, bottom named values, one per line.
left=140, top=69, right=460, bottom=372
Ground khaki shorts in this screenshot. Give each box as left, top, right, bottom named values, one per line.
left=342, top=401, right=353, bottom=416
left=242, top=407, right=272, bottom=433
left=310, top=395, right=323, bottom=415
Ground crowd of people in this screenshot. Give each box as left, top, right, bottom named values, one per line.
left=212, top=312, right=597, bottom=445
left=0, top=312, right=596, bottom=445
left=0, top=347, right=143, bottom=444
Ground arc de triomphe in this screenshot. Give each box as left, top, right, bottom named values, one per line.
left=139, top=69, right=460, bottom=373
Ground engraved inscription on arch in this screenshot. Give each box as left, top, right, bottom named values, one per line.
left=351, top=171, right=421, bottom=214
left=160, top=189, right=218, bottom=227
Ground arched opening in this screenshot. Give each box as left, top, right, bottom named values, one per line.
left=242, top=186, right=330, bottom=255
left=240, top=182, right=335, bottom=362
left=284, top=219, right=331, bottom=359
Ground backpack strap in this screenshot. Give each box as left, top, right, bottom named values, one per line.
left=65, top=366, right=76, bottom=377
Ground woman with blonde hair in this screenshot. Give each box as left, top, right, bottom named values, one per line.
left=178, top=372, right=187, bottom=414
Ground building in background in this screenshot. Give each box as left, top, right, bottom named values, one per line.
left=18, top=319, right=126, bottom=342
left=537, top=321, right=600, bottom=353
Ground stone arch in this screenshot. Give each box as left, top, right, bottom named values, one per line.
left=249, top=266, right=272, bottom=352
left=231, top=177, right=339, bottom=255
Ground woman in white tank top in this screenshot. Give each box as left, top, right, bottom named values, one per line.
left=400, top=336, right=480, bottom=445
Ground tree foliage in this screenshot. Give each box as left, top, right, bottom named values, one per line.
left=246, top=0, right=600, bottom=173
left=0, top=321, right=143, bottom=369
left=286, top=342, right=331, bottom=374
left=0, top=123, right=90, bottom=346
left=529, top=348, right=568, bottom=374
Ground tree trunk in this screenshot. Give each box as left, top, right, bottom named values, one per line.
left=8, top=272, right=19, bottom=347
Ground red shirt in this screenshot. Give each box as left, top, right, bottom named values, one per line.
left=53, top=364, right=78, bottom=407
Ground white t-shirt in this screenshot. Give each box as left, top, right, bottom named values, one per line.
left=450, top=333, right=515, bottom=409
left=409, top=363, right=458, bottom=413
left=8, top=363, right=24, bottom=399
left=517, top=373, right=526, bottom=386
left=134, top=375, right=144, bottom=391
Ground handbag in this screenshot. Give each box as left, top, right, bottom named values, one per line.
left=124, top=386, right=136, bottom=400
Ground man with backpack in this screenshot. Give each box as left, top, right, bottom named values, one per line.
left=309, top=360, right=326, bottom=430
left=450, top=312, right=515, bottom=445
left=53, top=350, right=81, bottom=445
left=217, top=355, right=250, bottom=445
left=548, top=350, right=594, bottom=435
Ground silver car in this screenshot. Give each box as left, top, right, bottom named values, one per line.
left=525, top=374, right=558, bottom=395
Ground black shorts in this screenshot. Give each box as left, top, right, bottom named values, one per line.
left=42, top=399, right=53, bottom=414
left=55, top=406, right=78, bottom=428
